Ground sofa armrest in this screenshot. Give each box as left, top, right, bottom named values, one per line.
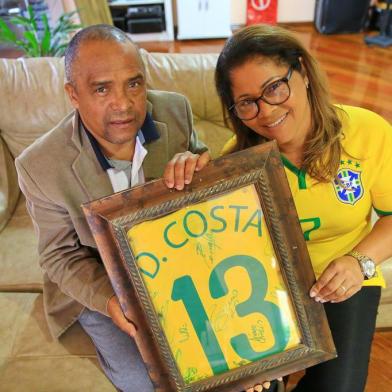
left=0, top=135, right=19, bottom=232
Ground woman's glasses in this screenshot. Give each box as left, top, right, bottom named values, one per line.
left=229, top=67, right=293, bottom=121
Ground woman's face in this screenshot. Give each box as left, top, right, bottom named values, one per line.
left=229, top=56, right=312, bottom=153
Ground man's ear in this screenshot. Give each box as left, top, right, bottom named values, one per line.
left=64, top=82, right=80, bottom=109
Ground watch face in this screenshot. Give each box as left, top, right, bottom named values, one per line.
left=363, top=259, right=376, bottom=278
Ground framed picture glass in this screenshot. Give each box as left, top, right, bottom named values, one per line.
left=83, top=141, right=336, bottom=392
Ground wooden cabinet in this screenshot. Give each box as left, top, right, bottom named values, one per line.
left=176, top=0, right=231, bottom=39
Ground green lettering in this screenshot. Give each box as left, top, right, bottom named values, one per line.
left=183, top=210, right=207, bottom=238
left=299, top=217, right=321, bottom=241
left=210, top=205, right=227, bottom=233
left=229, top=205, right=248, bottom=232
left=172, top=275, right=229, bottom=376
left=242, top=209, right=262, bottom=237
left=163, top=221, right=188, bottom=248
left=210, top=255, right=290, bottom=361
left=136, top=252, right=160, bottom=279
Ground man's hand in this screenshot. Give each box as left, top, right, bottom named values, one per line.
left=107, top=295, right=138, bottom=337
left=310, top=255, right=364, bottom=303
left=164, top=150, right=211, bottom=190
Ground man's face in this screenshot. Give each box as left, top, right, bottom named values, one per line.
left=65, top=39, right=147, bottom=146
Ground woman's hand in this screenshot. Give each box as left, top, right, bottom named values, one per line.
left=163, top=150, right=211, bottom=190
left=310, top=255, right=364, bottom=303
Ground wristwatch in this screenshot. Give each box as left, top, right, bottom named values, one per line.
left=346, top=250, right=377, bottom=280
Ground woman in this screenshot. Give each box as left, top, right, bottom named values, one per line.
left=215, top=24, right=392, bottom=392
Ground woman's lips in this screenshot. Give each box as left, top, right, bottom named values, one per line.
left=264, top=112, right=288, bottom=128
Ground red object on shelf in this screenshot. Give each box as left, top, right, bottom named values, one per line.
left=246, top=0, right=278, bottom=25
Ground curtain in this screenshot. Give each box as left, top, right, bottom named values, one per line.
left=73, top=0, right=113, bottom=26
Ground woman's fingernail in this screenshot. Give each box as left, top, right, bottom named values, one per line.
left=310, top=291, right=316, bottom=298
left=315, top=297, right=322, bottom=302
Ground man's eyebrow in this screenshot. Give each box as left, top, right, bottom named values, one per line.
left=90, top=80, right=112, bottom=86
left=89, top=73, right=145, bottom=86
left=128, top=73, right=145, bottom=81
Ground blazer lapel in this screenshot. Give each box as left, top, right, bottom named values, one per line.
left=142, top=100, right=169, bottom=181
left=71, top=114, right=113, bottom=202
left=143, top=120, right=169, bottom=181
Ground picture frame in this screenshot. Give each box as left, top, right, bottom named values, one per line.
left=82, top=141, right=336, bottom=392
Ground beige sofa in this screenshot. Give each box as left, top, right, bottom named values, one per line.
left=0, top=50, right=391, bottom=391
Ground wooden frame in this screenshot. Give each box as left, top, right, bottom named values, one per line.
left=82, top=141, right=336, bottom=392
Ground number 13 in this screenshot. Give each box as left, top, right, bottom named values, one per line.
left=172, top=255, right=290, bottom=375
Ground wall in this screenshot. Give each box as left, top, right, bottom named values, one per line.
left=46, top=0, right=81, bottom=24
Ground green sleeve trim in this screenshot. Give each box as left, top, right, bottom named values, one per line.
left=374, top=207, right=392, bottom=216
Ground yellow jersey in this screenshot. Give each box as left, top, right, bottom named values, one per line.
left=222, top=105, right=392, bottom=287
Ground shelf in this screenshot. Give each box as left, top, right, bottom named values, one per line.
left=109, top=0, right=174, bottom=42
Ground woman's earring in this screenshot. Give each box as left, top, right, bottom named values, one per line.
left=305, top=81, right=310, bottom=89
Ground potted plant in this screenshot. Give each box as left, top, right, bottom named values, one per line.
left=0, top=5, right=82, bottom=57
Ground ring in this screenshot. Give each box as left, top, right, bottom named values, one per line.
left=340, top=285, right=347, bottom=293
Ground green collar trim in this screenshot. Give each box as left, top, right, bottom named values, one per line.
left=281, top=155, right=307, bottom=189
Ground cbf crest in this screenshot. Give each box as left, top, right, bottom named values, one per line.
left=333, top=167, right=363, bottom=205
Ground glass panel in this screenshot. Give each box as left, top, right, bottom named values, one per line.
left=127, top=184, right=301, bottom=385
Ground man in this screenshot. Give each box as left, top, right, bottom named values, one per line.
left=15, top=24, right=209, bottom=391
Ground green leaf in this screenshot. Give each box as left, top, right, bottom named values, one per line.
left=52, top=42, right=68, bottom=57
left=1, top=7, right=81, bottom=57
left=52, top=10, right=82, bottom=36
left=23, top=30, right=40, bottom=57
left=9, top=16, right=33, bottom=28
left=0, top=18, right=18, bottom=42
left=27, top=5, right=38, bottom=31
left=41, top=14, right=51, bottom=56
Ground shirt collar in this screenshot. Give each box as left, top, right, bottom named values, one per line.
left=141, top=111, right=160, bottom=143
left=83, top=112, right=159, bottom=171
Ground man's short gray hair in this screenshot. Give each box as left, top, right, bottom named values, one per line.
left=64, top=24, right=142, bottom=84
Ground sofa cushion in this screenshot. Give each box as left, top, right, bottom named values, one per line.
left=0, top=54, right=232, bottom=161
left=0, top=136, right=19, bottom=232
left=0, top=292, right=114, bottom=391
left=0, top=57, right=73, bottom=158
left=0, top=196, right=42, bottom=291
left=140, top=50, right=233, bottom=157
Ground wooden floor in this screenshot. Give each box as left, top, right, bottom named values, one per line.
left=285, top=332, right=392, bottom=391
left=1, top=23, right=391, bottom=391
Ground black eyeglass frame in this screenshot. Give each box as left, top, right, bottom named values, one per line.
left=229, top=67, right=294, bottom=121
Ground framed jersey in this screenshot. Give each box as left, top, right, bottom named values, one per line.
left=82, top=141, right=336, bottom=392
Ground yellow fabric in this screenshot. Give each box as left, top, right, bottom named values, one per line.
left=128, top=185, right=300, bottom=383
left=222, top=105, right=392, bottom=287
